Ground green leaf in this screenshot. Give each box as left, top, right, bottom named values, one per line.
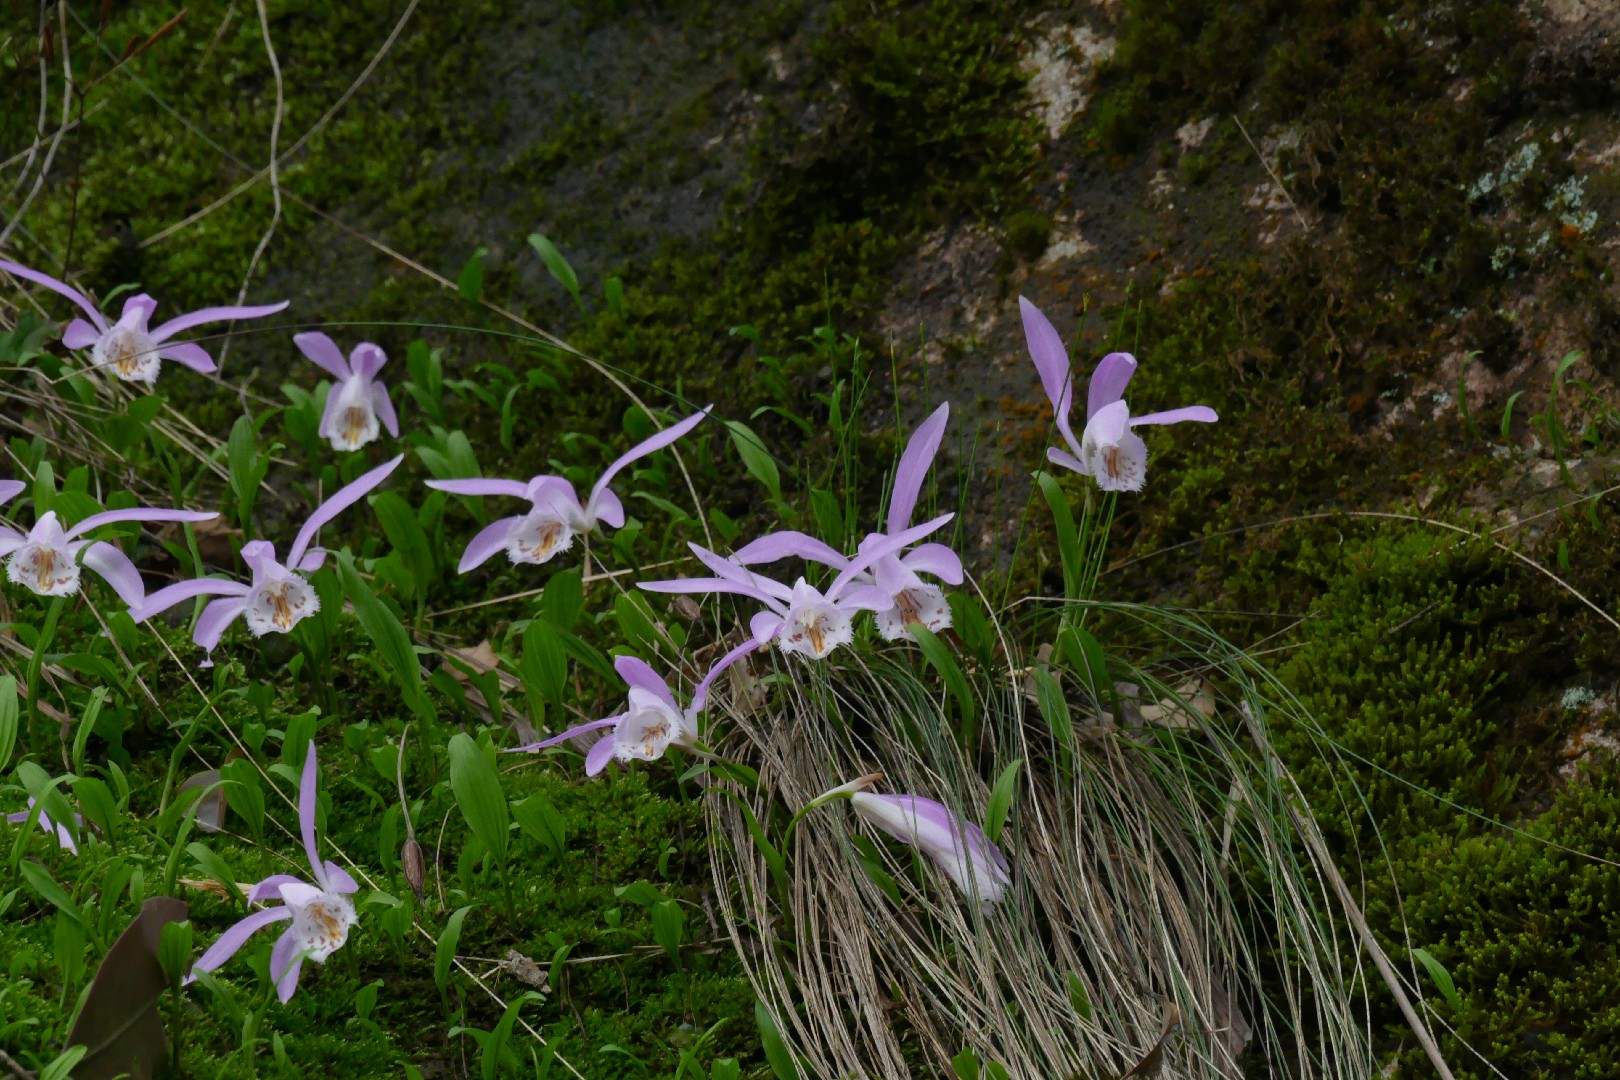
left=373, top=491, right=436, bottom=603
left=1056, top=625, right=1115, bottom=721
left=1500, top=389, right=1526, bottom=440
left=527, top=233, right=582, bottom=307
left=72, top=777, right=118, bottom=848
left=70, top=686, right=108, bottom=777
left=435, top=904, right=475, bottom=1003
left=38, top=1047, right=87, bottom=1080
left=186, top=841, right=246, bottom=908
left=448, top=734, right=508, bottom=869
left=512, top=793, right=567, bottom=859
left=520, top=619, right=569, bottom=720
left=755, top=999, right=800, bottom=1080
left=458, top=246, right=488, bottom=302
left=951, top=1047, right=980, bottom=1080
left=725, top=421, right=782, bottom=503
left=219, top=759, right=266, bottom=842
left=651, top=900, right=685, bottom=962
left=910, top=625, right=977, bottom=736
left=1067, top=971, right=1092, bottom=1020
left=983, top=758, right=1023, bottom=845
left=1412, top=947, right=1461, bottom=1008
left=0, top=674, right=18, bottom=773
left=338, top=552, right=435, bottom=724
left=20, top=861, right=81, bottom=924
left=1036, top=472, right=1083, bottom=601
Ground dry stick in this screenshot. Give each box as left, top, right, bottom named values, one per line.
left=4, top=0, right=50, bottom=198
left=422, top=557, right=684, bottom=619
left=0, top=1046, right=35, bottom=1080
left=140, top=0, right=423, bottom=250
left=214, top=0, right=285, bottom=378
left=1232, top=114, right=1309, bottom=234
left=0, top=1, right=71, bottom=248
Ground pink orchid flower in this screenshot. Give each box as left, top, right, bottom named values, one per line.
left=4, top=797, right=82, bottom=854
left=639, top=513, right=953, bottom=660
left=1019, top=296, right=1217, bottom=491
left=427, top=407, right=710, bottom=572
left=510, top=641, right=759, bottom=776
left=186, top=742, right=359, bottom=1003
left=0, top=258, right=287, bottom=384
left=0, top=479, right=216, bottom=607
left=732, top=403, right=963, bottom=642
left=130, top=456, right=403, bottom=665
left=293, top=333, right=399, bottom=452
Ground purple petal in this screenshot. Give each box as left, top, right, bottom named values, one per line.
left=0, top=480, right=25, bottom=507
left=371, top=383, right=399, bottom=438
left=900, top=542, right=963, bottom=586
left=66, top=506, right=217, bottom=541
left=828, top=512, right=953, bottom=600
left=299, top=741, right=323, bottom=885
left=1047, top=447, right=1086, bottom=474
left=425, top=477, right=530, bottom=499
left=689, top=638, right=762, bottom=713
left=294, top=332, right=351, bottom=380
left=118, top=294, right=158, bottom=330
left=248, top=874, right=305, bottom=903
left=689, top=543, right=796, bottom=600
left=586, top=407, right=710, bottom=521
left=63, top=319, right=100, bottom=349
left=838, top=583, right=895, bottom=612
left=1019, top=297, right=1073, bottom=420
left=81, top=542, right=146, bottom=607
left=350, top=342, right=387, bottom=380
left=749, top=611, right=783, bottom=645
left=132, top=577, right=250, bottom=623
left=1086, top=400, right=1131, bottom=446
left=584, top=735, right=618, bottom=777
left=158, top=342, right=217, bottom=373
left=186, top=906, right=293, bottom=981
left=270, top=926, right=299, bottom=995
left=888, top=403, right=949, bottom=534
left=456, top=515, right=521, bottom=574
left=614, top=655, right=679, bottom=712
left=733, top=531, right=848, bottom=569
left=296, top=549, right=327, bottom=573
left=1129, top=405, right=1219, bottom=427
left=323, top=861, right=359, bottom=895
left=591, top=488, right=625, bottom=529
left=275, top=953, right=305, bottom=1003
left=193, top=596, right=250, bottom=657
left=149, top=300, right=289, bottom=343
left=286, top=454, right=403, bottom=568
left=0, top=258, right=107, bottom=328
left=1085, top=352, right=1138, bottom=422
left=316, top=382, right=344, bottom=442
left=638, top=576, right=783, bottom=609
left=508, top=716, right=620, bottom=753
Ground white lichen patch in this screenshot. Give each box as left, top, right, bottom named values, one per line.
left=1038, top=227, right=1097, bottom=268
left=1176, top=116, right=1216, bottom=153
left=1022, top=23, right=1116, bottom=140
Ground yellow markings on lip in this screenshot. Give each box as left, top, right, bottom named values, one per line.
left=520, top=521, right=564, bottom=559
left=340, top=406, right=369, bottom=446
left=895, top=589, right=923, bottom=626
left=1102, top=445, right=1122, bottom=479
left=35, top=547, right=56, bottom=589
left=641, top=722, right=668, bottom=757
left=803, top=614, right=827, bottom=655
left=267, top=584, right=297, bottom=629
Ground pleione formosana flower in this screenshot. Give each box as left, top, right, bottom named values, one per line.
left=429, top=407, right=710, bottom=572
left=640, top=513, right=954, bottom=661
left=294, top=332, right=400, bottom=452
left=131, top=456, right=403, bottom=664
left=1020, top=295, right=1216, bottom=491
left=509, top=641, right=760, bottom=775
left=733, top=402, right=963, bottom=642
left=0, top=479, right=217, bottom=608
left=812, top=774, right=1011, bottom=905
left=186, top=742, right=359, bottom=1003
left=0, top=257, right=287, bottom=384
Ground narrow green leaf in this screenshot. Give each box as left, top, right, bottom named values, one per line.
left=435, top=904, right=475, bottom=1002
left=539, top=568, right=584, bottom=631
left=910, top=625, right=977, bottom=732
left=1500, top=389, right=1525, bottom=440
left=651, top=900, right=685, bottom=962
left=512, top=793, right=567, bottom=859
left=338, top=552, right=435, bottom=723
left=725, top=421, right=782, bottom=503
left=20, top=861, right=81, bottom=924
left=448, top=734, right=508, bottom=868
left=1413, top=947, right=1461, bottom=1008
left=70, top=687, right=108, bottom=777
left=458, top=246, right=488, bottom=302
left=1036, top=472, right=1083, bottom=601
left=1067, top=972, right=1092, bottom=1020
left=0, top=674, right=18, bottom=773
left=983, top=758, right=1023, bottom=845
left=755, top=999, right=800, bottom=1080
left=527, top=233, right=582, bottom=306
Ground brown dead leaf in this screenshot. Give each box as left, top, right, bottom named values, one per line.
left=67, top=896, right=189, bottom=1080
left=177, top=769, right=226, bottom=833
left=499, top=949, right=550, bottom=993
left=1138, top=678, right=1217, bottom=729
left=440, top=639, right=499, bottom=682
left=1120, top=1001, right=1181, bottom=1078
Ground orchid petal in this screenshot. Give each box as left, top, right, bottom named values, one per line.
left=508, top=716, right=620, bottom=753
left=323, top=862, right=359, bottom=895
left=591, top=488, right=625, bottom=530
left=350, top=342, right=387, bottom=380
left=900, top=542, right=963, bottom=585
left=0, top=480, right=24, bottom=507
left=296, top=549, right=327, bottom=573
left=689, top=638, right=762, bottom=713
left=584, top=735, right=617, bottom=777
left=158, top=341, right=217, bottom=373
left=850, top=792, right=1010, bottom=902
left=614, top=655, right=679, bottom=712
left=65, top=506, right=217, bottom=541
left=749, top=611, right=783, bottom=645
left=732, top=531, right=849, bottom=569
left=81, top=542, right=146, bottom=607
left=315, top=381, right=344, bottom=442
left=1129, top=405, right=1219, bottom=427
left=298, top=742, right=324, bottom=887
left=131, top=577, right=250, bottom=623
left=277, top=881, right=323, bottom=908
left=275, top=954, right=305, bottom=1003
left=1086, top=352, right=1138, bottom=421
left=888, top=402, right=949, bottom=534
left=0, top=258, right=107, bottom=328
left=63, top=319, right=100, bottom=349
left=193, top=596, right=250, bottom=660
left=586, top=407, right=710, bottom=520
left=425, top=477, right=530, bottom=499
left=149, top=300, right=289, bottom=343
left=294, top=332, right=351, bottom=380
left=689, top=543, right=796, bottom=600
left=117, top=294, right=158, bottom=330
left=286, top=454, right=403, bottom=568
left=270, top=927, right=300, bottom=999
left=1019, top=296, right=1074, bottom=419
left=186, top=906, right=294, bottom=982
left=1046, top=447, right=1086, bottom=475
left=840, top=583, right=896, bottom=612
left=371, top=383, right=399, bottom=437
left=827, top=512, right=953, bottom=600
left=638, top=575, right=784, bottom=610
left=455, top=515, right=521, bottom=573
left=249, top=874, right=305, bottom=903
